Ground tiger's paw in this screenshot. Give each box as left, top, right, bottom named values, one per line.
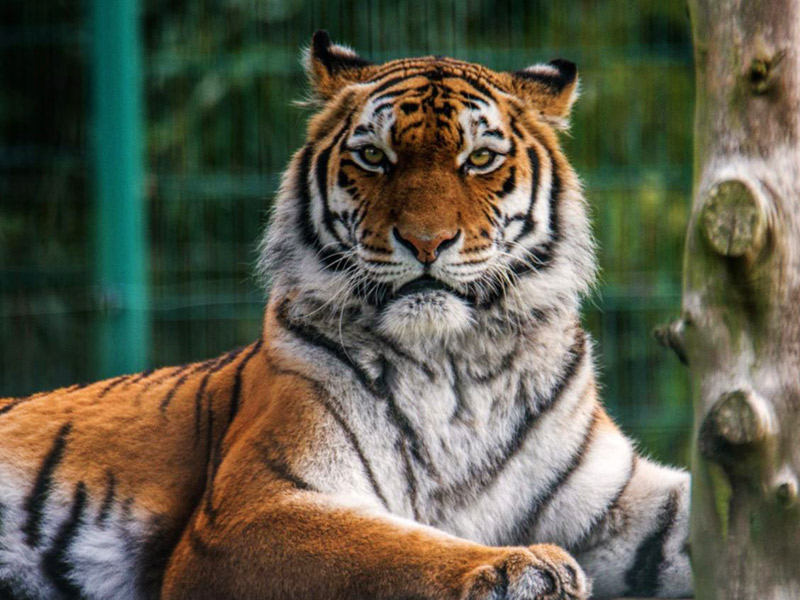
left=461, top=544, right=589, bottom=600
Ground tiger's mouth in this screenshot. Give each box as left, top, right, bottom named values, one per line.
left=394, top=275, right=451, bottom=298
left=389, top=275, right=473, bottom=304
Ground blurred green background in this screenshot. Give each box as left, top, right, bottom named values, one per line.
left=0, top=0, right=693, bottom=466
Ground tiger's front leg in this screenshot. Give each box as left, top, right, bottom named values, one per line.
left=161, top=437, right=589, bottom=600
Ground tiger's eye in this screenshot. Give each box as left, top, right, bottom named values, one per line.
left=468, top=148, right=494, bottom=168
left=360, top=145, right=385, bottom=165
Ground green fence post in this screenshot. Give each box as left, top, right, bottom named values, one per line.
left=90, top=0, right=149, bottom=378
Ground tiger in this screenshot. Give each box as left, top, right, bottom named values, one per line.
left=0, top=30, right=693, bottom=600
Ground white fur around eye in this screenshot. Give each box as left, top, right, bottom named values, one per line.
left=456, top=104, right=511, bottom=172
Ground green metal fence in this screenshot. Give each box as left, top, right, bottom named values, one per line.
left=0, top=0, right=693, bottom=466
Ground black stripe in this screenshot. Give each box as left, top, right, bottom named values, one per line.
left=625, top=487, right=681, bottom=596
left=373, top=101, right=394, bottom=114
left=96, top=471, right=116, bottom=526
left=366, top=59, right=434, bottom=82
left=400, top=440, right=421, bottom=521
left=273, top=367, right=390, bottom=510
left=296, top=142, right=357, bottom=273
left=42, top=481, right=88, bottom=599
left=569, top=453, right=638, bottom=554
left=510, top=145, right=561, bottom=275
left=377, top=359, right=438, bottom=476
left=434, top=331, right=586, bottom=509
left=203, top=390, right=221, bottom=522
left=496, top=166, right=517, bottom=199
left=369, top=72, right=428, bottom=99
left=0, top=385, right=86, bottom=418
left=373, top=333, right=435, bottom=381
left=297, top=145, right=323, bottom=252
left=202, top=341, right=265, bottom=522
left=471, top=346, right=518, bottom=386
left=533, top=330, right=586, bottom=415
left=474, top=143, right=557, bottom=309
left=315, top=117, right=353, bottom=248
left=448, top=354, right=470, bottom=422
left=256, top=438, right=316, bottom=492
left=509, top=114, right=525, bottom=140
left=62, top=383, right=91, bottom=394
left=192, top=347, right=246, bottom=437
left=133, top=364, right=189, bottom=402
left=159, top=359, right=217, bottom=412
left=277, top=310, right=438, bottom=478
left=523, top=148, right=541, bottom=238
left=367, top=63, right=502, bottom=105
left=276, top=300, right=376, bottom=392
left=442, top=73, right=501, bottom=104
left=120, top=368, right=155, bottom=390
left=23, top=422, right=72, bottom=547
left=228, top=339, right=264, bottom=425
left=0, top=394, right=39, bottom=417
left=393, top=119, right=425, bottom=141
left=97, top=374, right=133, bottom=399
left=370, top=87, right=415, bottom=104
left=512, top=406, right=599, bottom=543
left=511, top=148, right=541, bottom=243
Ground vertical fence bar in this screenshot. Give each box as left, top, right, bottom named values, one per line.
left=90, top=0, right=149, bottom=377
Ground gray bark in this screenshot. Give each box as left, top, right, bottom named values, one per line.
left=676, top=0, right=800, bottom=598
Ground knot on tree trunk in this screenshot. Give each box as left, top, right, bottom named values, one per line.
left=700, top=179, right=767, bottom=258
left=653, top=318, right=688, bottom=365
left=698, top=388, right=772, bottom=463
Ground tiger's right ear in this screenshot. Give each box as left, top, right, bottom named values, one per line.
left=508, top=59, right=579, bottom=130
left=305, top=30, right=373, bottom=101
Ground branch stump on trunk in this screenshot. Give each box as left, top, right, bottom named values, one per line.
left=682, top=1, right=800, bottom=598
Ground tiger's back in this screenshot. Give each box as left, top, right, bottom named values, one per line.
left=0, top=342, right=265, bottom=598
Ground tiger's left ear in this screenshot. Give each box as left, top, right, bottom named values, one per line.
left=305, top=30, right=373, bottom=101
left=508, top=59, right=579, bottom=129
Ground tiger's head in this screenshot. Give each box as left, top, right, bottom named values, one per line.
left=263, top=31, right=596, bottom=343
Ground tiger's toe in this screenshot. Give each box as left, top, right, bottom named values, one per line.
left=526, top=544, right=590, bottom=600
left=461, top=545, right=589, bottom=600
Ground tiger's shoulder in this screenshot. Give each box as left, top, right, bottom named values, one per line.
left=0, top=334, right=350, bottom=599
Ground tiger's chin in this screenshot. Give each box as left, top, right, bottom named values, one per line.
left=377, top=290, right=474, bottom=343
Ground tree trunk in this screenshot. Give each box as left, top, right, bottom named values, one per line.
left=677, top=0, right=800, bottom=598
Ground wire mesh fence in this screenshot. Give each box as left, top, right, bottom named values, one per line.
left=0, top=0, right=693, bottom=466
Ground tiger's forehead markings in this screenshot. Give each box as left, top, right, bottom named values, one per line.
left=367, top=57, right=506, bottom=89
left=353, top=73, right=511, bottom=154
left=348, top=95, right=399, bottom=162
left=364, top=59, right=508, bottom=109
left=459, top=103, right=510, bottom=145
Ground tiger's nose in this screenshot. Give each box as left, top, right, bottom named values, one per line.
left=392, top=227, right=461, bottom=264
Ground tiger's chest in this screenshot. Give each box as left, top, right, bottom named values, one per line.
left=296, top=332, right=595, bottom=546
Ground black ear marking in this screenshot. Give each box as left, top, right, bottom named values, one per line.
left=515, top=58, right=577, bottom=93
left=311, top=29, right=371, bottom=76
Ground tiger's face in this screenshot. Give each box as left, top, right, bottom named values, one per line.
left=266, top=32, right=595, bottom=342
